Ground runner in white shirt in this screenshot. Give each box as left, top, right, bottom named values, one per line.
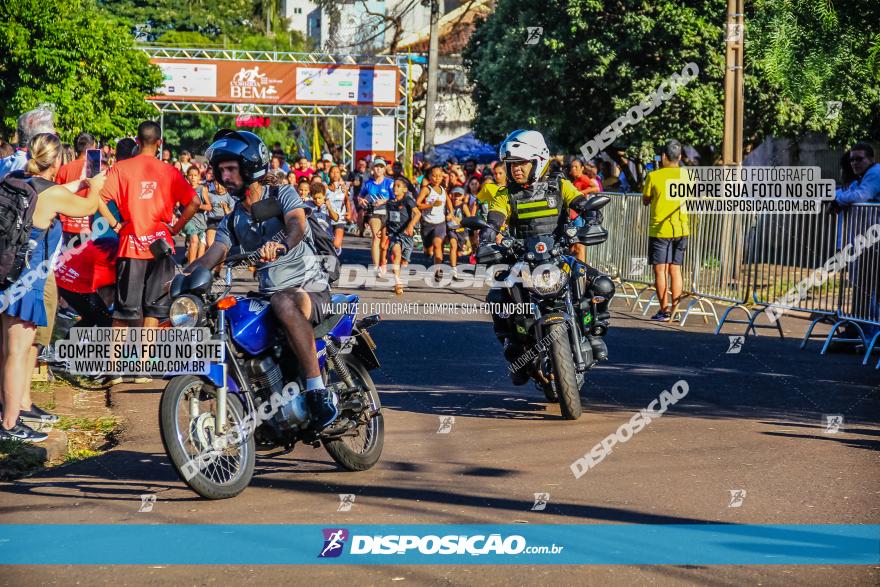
left=416, top=166, right=449, bottom=282
left=325, top=165, right=350, bottom=254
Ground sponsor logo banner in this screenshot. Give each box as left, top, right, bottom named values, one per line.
left=0, top=524, right=877, bottom=565
left=151, top=59, right=400, bottom=106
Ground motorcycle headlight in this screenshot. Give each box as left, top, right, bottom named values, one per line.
left=169, top=295, right=203, bottom=328
left=528, top=266, right=570, bottom=296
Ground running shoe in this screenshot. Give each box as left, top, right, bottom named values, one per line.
left=0, top=419, right=48, bottom=443
left=19, top=403, right=60, bottom=426
left=650, top=310, right=672, bottom=322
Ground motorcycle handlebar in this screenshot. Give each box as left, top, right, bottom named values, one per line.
left=223, top=248, right=284, bottom=266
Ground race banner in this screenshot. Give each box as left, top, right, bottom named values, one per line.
left=150, top=59, right=400, bottom=107
left=354, top=115, right=396, bottom=163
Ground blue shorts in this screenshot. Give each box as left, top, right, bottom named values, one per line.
left=649, top=237, right=688, bottom=265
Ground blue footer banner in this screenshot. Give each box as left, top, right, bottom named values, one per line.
left=1, top=524, right=877, bottom=565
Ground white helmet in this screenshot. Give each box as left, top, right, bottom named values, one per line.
left=499, top=129, right=551, bottom=184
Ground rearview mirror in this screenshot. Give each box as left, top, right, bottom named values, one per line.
left=252, top=198, right=283, bottom=223
left=150, top=239, right=173, bottom=260
left=583, top=195, right=611, bottom=212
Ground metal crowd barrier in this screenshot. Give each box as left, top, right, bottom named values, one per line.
left=595, top=192, right=879, bottom=368
left=589, top=193, right=654, bottom=309
left=809, top=203, right=880, bottom=367
left=684, top=212, right=753, bottom=327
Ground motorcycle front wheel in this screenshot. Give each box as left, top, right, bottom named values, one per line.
left=159, top=375, right=256, bottom=500
left=546, top=323, right=583, bottom=420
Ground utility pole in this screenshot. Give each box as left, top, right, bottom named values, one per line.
left=422, top=0, right=442, bottom=157
left=721, top=0, right=745, bottom=291
left=722, top=0, right=744, bottom=164
left=265, top=0, right=272, bottom=37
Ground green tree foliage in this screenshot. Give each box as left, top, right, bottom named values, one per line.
left=100, top=0, right=311, bottom=51
left=0, top=0, right=163, bottom=142
left=97, top=0, right=255, bottom=39
left=463, top=0, right=880, bottom=159
left=748, top=0, right=880, bottom=145
left=99, top=0, right=312, bottom=154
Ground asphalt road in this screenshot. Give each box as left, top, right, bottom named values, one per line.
left=1, top=237, right=878, bottom=585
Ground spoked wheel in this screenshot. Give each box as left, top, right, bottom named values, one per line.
left=322, top=356, right=384, bottom=471
left=159, top=375, right=256, bottom=499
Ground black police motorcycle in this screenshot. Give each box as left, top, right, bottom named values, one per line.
left=462, top=196, right=614, bottom=420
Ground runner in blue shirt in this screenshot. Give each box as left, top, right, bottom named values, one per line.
left=357, top=157, right=395, bottom=273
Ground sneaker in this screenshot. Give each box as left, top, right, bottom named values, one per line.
left=306, top=388, right=340, bottom=430
left=650, top=310, right=671, bottom=322
left=434, top=269, right=443, bottom=283
left=19, top=404, right=60, bottom=426
left=104, top=375, right=123, bottom=386
left=0, top=419, right=48, bottom=443
left=451, top=268, right=463, bottom=281
left=57, top=307, right=80, bottom=321
left=133, top=376, right=153, bottom=384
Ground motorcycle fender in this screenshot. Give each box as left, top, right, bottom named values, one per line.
left=352, top=328, right=380, bottom=370
left=531, top=312, right=571, bottom=340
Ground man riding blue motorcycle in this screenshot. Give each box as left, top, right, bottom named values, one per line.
left=185, top=130, right=338, bottom=430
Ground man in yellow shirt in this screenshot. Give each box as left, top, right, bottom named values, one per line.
left=642, top=139, right=690, bottom=321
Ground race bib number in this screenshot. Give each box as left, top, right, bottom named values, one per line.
left=389, top=211, right=401, bottom=223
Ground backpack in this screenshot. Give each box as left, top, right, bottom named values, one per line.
left=0, top=172, right=39, bottom=290
left=304, top=211, right=341, bottom=284
left=227, top=186, right=341, bottom=284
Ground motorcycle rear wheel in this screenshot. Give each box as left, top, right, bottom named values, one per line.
left=160, top=375, right=256, bottom=500
left=546, top=323, right=583, bottom=420
left=322, top=356, right=384, bottom=471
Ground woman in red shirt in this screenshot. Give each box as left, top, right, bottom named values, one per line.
left=567, top=157, right=601, bottom=263
left=569, top=157, right=601, bottom=196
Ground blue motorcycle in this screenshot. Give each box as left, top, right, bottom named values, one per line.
left=150, top=209, right=383, bottom=499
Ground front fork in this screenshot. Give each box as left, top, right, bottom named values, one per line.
left=213, top=266, right=233, bottom=433
left=564, top=295, right=588, bottom=371
left=214, top=306, right=229, bottom=434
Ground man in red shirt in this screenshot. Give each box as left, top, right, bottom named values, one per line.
left=55, top=132, right=96, bottom=244
left=100, top=121, right=199, bottom=328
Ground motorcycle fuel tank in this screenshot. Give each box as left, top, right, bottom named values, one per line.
left=226, top=296, right=280, bottom=356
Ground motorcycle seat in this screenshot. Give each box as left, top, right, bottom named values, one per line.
left=314, top=312, right=344, bottom=339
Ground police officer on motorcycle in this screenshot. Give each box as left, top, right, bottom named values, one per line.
left=484, top=130, right=615, bottom=384
left=184, top=130, right=339, bottom=429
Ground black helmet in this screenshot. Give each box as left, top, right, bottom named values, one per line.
left=206, top=129, right=270, bottom=186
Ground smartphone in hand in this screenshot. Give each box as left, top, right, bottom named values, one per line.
left=86, top=148, right=102, bottom=178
